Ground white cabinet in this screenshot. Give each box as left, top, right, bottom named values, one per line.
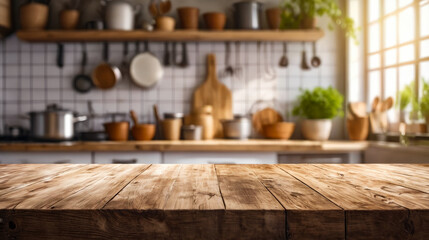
left=278, top=153, right=361, bottom=164
left=163, top=152, right=277, bottom=164
left=0, top=152, right=92, bottom=164
left=365, top=144, right=429, bottom=163
left=94, top=152, right=162, bottom=164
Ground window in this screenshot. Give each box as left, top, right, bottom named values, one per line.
left=365, top=0, right=429, bottom=114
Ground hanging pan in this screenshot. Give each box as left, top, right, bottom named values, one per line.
left=92, top=42, right=122, bottom=89
left=129, top=41, right=164, bottom=88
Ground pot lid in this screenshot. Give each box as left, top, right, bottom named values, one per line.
left=29, top=104, right=72, bottom=114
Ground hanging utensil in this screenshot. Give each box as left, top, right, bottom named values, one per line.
left=234, top=41, right=243, bottom=79
left=120, top=42, right=129, bottom=80
left=163, top=42, right=170, bottom=66
left=279, top=42, right=288, bottom=68
left=311, top=42, right=321, bottom=68
left=220, top=41, right=234, bottom=78
left=92, top=42, right=122, bottom=89
left=73, top=43, right=93, bottom=93
left=172, top=42, right=179, bottom=66
left=179, top=42, right=189, bottom=68
left=130, top=41, right=164, bottom=88
left=300, top=42, right=311, bottom=71
left=263, top=42, right=276, bottom=81
left=57, top=43, right=64, bottom=68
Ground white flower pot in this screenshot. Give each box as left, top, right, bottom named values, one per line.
left=301, top=119, right=332, bottom=141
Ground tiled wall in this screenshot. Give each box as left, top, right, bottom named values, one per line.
left=0, top=22, right=345, bottom=139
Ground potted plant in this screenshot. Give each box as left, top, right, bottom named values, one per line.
left=280, top=0, right=358, bottom=42
left=397, top=82, right=419, bottom=123
left=420, top=80, right=429, bottom=129
left=292, top=87, right=344, bottom=141
left=60, top=0, right=80, bottom=30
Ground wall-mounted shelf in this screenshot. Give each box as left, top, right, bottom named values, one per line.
left=17, top=30, right=324, bottom=43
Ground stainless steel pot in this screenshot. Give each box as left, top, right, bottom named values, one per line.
left=182, top=125, right=202, bottom=140
left=233, top=1, right=263, bottom=30
left=29, top=104, right=87, bottom=141
left=221, top=115, right=252, bottom=140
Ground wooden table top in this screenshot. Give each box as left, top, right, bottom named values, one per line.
left=0, top=140, right=369, bottom=153
left=0, top=164, right=428, bottom=239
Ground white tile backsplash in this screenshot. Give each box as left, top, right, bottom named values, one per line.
left=1, top=21, right=345, bottom=139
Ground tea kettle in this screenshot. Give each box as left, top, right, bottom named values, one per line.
left=101, top=0, right=140, bottom=30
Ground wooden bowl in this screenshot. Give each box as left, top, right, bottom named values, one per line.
left=177, top=7, right=199, bottom=30
left=265, top=7, right=281, bottom=30
left=203, top=12, right=226, bottom=30
left=156, top=16, right=175, bottom=31
left=132, top=124, right=156, bottom=141
left=262, top=122, right=295, bottom=140
left=104, top=122, right=129, bottom=141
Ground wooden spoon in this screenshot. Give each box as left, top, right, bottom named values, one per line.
left=130, top=110, right=139, bottom=126
left=371, top=97, right=380, bottom=112
left=349, top=102, right=367, bottom=118
left=382, top=97, right=394, bottom=112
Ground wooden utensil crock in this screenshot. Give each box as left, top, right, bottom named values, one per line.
left=20, top=2, right=49, bottom=30
left=60, top=9, right=80, bottom=30
left=162, top=119, right=182, bottom=140
left=185, top=105, right=215, bottom=140
left=156, top=16, right=175, bottom=31
left=104, top=122, right=130, bottom=141
left=177, top=7, right=199, bottom=30
left=203, top=12, right=226, bottom=30
left=265, top=7, right=281, bottom=30
left=347, top=116, right=369, bottom=141
left=0, top=0, right=11, bottom=37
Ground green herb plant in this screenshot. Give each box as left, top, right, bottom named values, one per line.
left=292, top=87, right=344, bottom=119
left=280, top=0, right=358, bottom=43
left=420, top=80, right=429, bottom=118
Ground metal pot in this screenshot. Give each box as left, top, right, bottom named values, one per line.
left=182, top=125, right=202, bottom=140
left=233, top=1, right=263, bottom=30
left=29, top=104, right=87, bottom=141
left=103, top=0, right=140, bottom=30
left=221, top=115, right=252, bottom=140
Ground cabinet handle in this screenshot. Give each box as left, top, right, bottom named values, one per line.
left=112, top=159, right=138, bottom=164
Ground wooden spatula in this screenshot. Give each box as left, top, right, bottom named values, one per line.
left=192, top=54, right=233, bottom=138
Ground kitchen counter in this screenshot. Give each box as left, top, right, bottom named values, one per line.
left=0, top=164, right=428, bottom=239
left=0, top=140, right=368, bottom=153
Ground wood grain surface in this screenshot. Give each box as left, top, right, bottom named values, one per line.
left=16, top=30, right=325, bottom=43
left=0, top=164, right=428, bottom=239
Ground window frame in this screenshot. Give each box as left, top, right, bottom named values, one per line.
left=364, top=0, right=427, bottom=104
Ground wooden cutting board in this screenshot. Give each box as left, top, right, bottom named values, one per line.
left=192, top=54, right=232, bottom=138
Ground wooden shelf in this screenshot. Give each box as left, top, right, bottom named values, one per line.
left=17, top=29, right=324, bottom=42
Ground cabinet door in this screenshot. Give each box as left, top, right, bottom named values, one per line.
left=94, top=152, right=162, bottom=164
left=163, top=152, right=277, bottom=164
left=0, top=152, right=92, bottom=164
left=278, top=154, right=348, bottom=164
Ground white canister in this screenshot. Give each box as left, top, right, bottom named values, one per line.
left=104, top=1, right=139, bottom=30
